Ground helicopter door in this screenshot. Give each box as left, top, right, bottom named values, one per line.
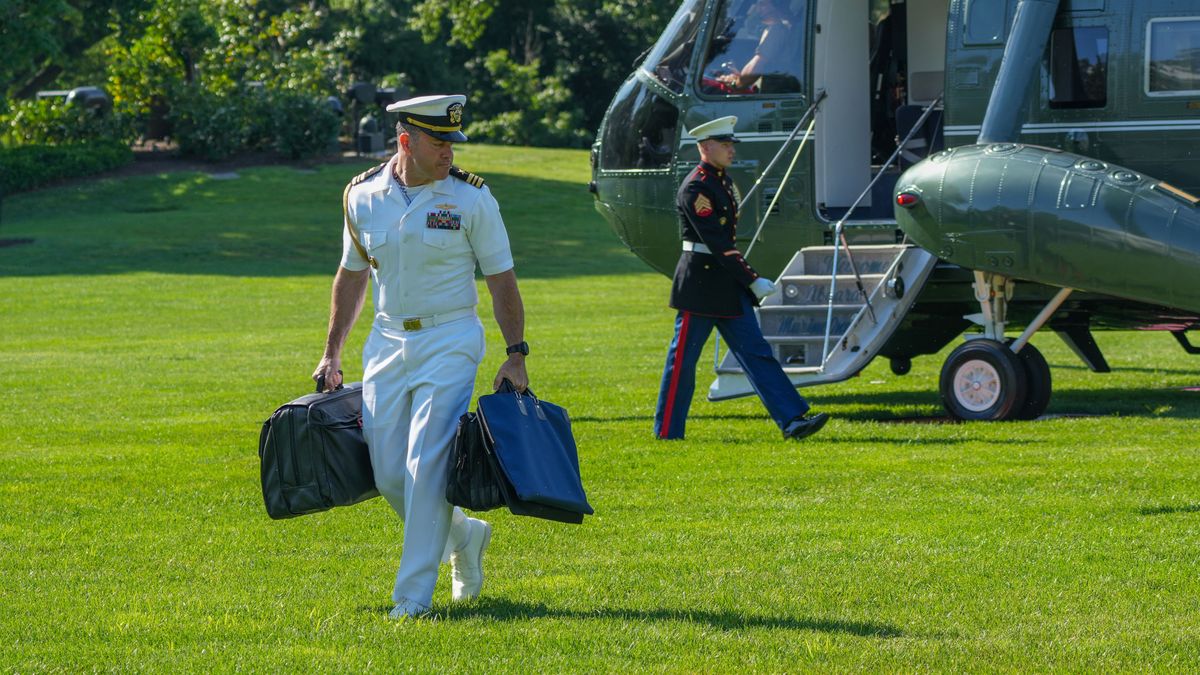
left=900, top=0, right=948, bottom=159
left=813, top=0, right=872, bottom=217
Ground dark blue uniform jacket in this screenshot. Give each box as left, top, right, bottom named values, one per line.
left=669, top=162, right=761, bottom=317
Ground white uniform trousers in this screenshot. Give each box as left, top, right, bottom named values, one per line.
left=361, top=314, right=485, bottom=607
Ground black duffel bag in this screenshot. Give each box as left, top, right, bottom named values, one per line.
left=259, top=380, right=378, bottom=519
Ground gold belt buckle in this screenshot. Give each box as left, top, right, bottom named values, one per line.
left=403, top=318, right=422, bottom=331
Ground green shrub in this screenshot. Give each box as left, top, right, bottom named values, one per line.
left=1, top=98, right=137, bottom=148
left=168, top=86, right=339, bottom=161
left=269, top=90, right=341, bottom=160
left=241, top=89, right=276, bottom=154
left=167, top=88, right=249, bottom=162
left=0, top=142, right=133, bottom=194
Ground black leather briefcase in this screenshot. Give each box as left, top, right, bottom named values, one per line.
left=259, top=382, right=379, bottom=519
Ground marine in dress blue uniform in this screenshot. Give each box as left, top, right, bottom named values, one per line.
left=314, top=95, right=530, bottom=619
left=654, top=115, right=828, bottom=441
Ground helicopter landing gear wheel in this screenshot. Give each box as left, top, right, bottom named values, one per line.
left=939, top=339, right=1027, bottom=421
left=1011, top=341, right=1051, bottom=420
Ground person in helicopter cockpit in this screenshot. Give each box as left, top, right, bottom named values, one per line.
left=713, top=0, right=799, bottom=93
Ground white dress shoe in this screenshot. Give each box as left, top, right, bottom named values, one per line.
left=450, top=518, right=492, bottom=601
left=388, top=597, right=431, bottom=620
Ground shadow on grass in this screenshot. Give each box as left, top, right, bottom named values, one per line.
left=573, top=389, right=1200, bottom=426
left=812, top=387, right=1200, bottom=421
left=1138, top=504, right=1200, bottom=516
left=362, top=598, right=903, bottom=637
left=0, top=167, right=646, bottom=280
left=1052, top=364, right=1200, bottom=375
left=573, top=412, right=845, bottom=424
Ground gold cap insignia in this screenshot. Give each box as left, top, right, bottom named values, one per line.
left=447, top=102, right=463, bottom=126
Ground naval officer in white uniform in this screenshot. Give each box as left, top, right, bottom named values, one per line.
left=313, top=94, right=530, bottom=619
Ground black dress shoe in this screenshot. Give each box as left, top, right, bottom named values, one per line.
left=783, top=412, right=829, bottom=440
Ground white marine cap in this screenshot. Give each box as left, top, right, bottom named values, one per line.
left=688, top=115, right=740, bottom=143
left=386, top=94, right=468, bottom=142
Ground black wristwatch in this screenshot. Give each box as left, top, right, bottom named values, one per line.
left=505, top=341, right=530, bottom=356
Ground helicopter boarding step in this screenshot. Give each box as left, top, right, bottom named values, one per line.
left=709, top=243, right=939, bottom=401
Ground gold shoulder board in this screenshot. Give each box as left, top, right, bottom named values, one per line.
left=449, top=166, right=486, bottom=189
left=348, top=162, right=387, bottom=190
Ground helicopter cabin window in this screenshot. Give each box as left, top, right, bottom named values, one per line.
left=1147, top=18, right=1200, bottom=96
left=599, top=78, right=680, bottom=171
left=642, top=0, right=706, bottom=93
left=698, top=0, right=806, bottom=96
left=1048, top=26, right=1108, bottom=109
left=962, top=0, right=1008, bottom=46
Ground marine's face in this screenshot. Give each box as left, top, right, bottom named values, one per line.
left=699, top=139, right=736, bottom=169
left=403, top=131, right=455, bottom=182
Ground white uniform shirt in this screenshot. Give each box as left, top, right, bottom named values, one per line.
left=341, top=156, right=514, bottom=319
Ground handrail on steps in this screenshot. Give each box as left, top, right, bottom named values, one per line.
left=738, top=90, right=827, bottom=211
left=819, top=94, right=944, bottom=371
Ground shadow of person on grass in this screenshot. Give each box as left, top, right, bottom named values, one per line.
left=376, top=597, right=905, bottom=637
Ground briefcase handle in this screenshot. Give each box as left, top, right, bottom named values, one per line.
left=496, top=378, right=548, bottom=419
left=497, top=378, right=535, bottom=399
left=315, top=369, right=344, bottom=394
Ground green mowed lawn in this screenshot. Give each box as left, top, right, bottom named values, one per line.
left=2, top=145, right=1200, bottom=671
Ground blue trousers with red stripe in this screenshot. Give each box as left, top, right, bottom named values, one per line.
left=654, top=294, right=809, bottom=439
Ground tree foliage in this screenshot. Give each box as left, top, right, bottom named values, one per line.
left=4, top=0, right=680, bottom=153
left=1, top=0, right=154, bottom=101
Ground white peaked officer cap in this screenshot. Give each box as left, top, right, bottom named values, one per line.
left=386, top=94, right=469, bottom=142
left=688, top=115, right=740, bottom=143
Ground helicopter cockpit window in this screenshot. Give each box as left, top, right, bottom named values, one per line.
left=698, top=0, right=806, bottom=96
left=600, top=78, right=680, bottom=171
left=1147, top=18, right=1200, bottom=96
left=642, top=0, right=706, bottom=93
left=1049, top=26, right=1108, bottom=109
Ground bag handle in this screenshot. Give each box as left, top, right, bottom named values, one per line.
left=497, top=378, right=535, bottom=399
left=497, top=379, right=547, bottom=419
left=316, top=369, right=344, bottom=394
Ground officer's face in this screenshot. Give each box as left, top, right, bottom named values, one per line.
left=699, top=139, right=736, bottom=169
left=403, top=131, right=455, bottom=181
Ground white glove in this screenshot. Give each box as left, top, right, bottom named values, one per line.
left=750, top=277, right=777, bottom=300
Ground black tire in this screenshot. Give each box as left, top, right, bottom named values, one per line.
left=889, top=357, right=912, bottom=376
left=939, top=339, right=1028, bottom=421
left=1011, top=341, right=1052, bottom=420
